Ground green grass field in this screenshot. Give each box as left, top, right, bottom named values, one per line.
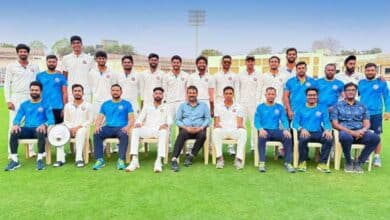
left=0, top=88, right=389, bottom=220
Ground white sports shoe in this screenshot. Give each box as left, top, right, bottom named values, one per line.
left=227, top=145, right=236, bottom=156
left=125, top=159, right=140, bottom=172
left=154, top=159, right=162, bottom=173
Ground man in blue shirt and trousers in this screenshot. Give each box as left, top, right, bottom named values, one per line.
left=5, top=81, right=55, bottom=171
left=93, top=84, right=134, bottom=171
left=331, top=82, right=380, bottom=173
left=293, top=87, right=333, bottom=173
left=171, top=85, right=211, bottom=172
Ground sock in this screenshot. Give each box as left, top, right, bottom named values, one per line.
left=11, top=154, right=18, bottom=162
left=37, top=153, right=44, bottom=161
left=171, top=157, right=177, bottom=162
left=375, top=154, right=380, bottom=158
left=132, top=155, right=138, bottom=161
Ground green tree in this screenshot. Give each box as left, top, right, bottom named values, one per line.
left=51, top=38, right=71, bottom=57
left=29, top=40, right=46, bottom=50
left=200, top=49, right=222, bottom=57
left=248, top=46, right=272, bottom=55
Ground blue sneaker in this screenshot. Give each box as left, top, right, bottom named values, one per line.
left=4, top=160, right=21, bottom=171
left=36, top=159, right=45, bottom=171
left=92, top=159, right=105, bottom=170
left=117, top=159, right=126, bottom=170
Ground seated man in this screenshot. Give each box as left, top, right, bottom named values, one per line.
left=5, top=81, right=55, bottom=171
left=171, top=85, right=210, bottom=172
left=292, top=87, right=333, bottom=173
left=93, top=84, right=134, bottom=170
left=255, top=87, right=294, bottom=173
left=213, top=86, right=247, bottom=169
left=62, top=84, right=93, bottom=168
left=331, top=82, right=380, bottom=173
left=126, top=87, right=171, bottom=173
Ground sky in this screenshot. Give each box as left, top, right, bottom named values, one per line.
left=0, top=0, right=389, bottom=58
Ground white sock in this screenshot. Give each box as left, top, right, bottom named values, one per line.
left=132, top=155, right=138, bottom=161
left=11, top=154, right=18, bottom=162
left=375, top=154, right=380, bottom=158
left=37, top=153, right=44, bottom=161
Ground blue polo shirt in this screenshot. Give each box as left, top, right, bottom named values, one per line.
left=292, top=103, right=331, bottom=132
left=13, top=99, right=55, bottom=127
left=176, top=101, right=210, bottom=127
left=36, top=71, right=67, bottom=109
left=284, top=76, right=318, bottom=111
left=317, top=77, right=344, bottom=108
left=100, top=99, right=133, bottom=127
left=358, top=78, right=390, bottom=115
left=254, top=103, right=289, bottom=130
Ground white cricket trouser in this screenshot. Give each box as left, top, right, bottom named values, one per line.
left=92, top=101, right=103, bottom=120
left=56, top=127, right=87, bottom=162
left=130, top=127, right=168, bottom=158
left=213, top=128, right=247, bottom=160
left=241, top=102, right=257, bottom=146
left=8, top=94, right=30, bottom=155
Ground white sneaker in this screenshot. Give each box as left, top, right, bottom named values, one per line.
left=154, top=159, right=162, bottom=173
left=125, top=159, right=140, bottom=172
left=186, top=143, right=193, bottom=155
left=227, top=145, right=236, bottom=156
left=234, top=158, right=244, bottom=170
left=216, top=158, right=224, bottom=169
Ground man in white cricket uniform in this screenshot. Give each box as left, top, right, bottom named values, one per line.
left=62, top=36, right=95, bottom=102
left=126, top=87, right=171, bottom=172
left=140, top=53, right=163, bottom=108
left=279, top=47, right=298, bottom=79
left=213, top=86, right=247, bottom=169
left=237, top=55, right=261, bottom=150
left=88, top=51, right=118, bottom=118
left=117, top=55, right=140, bottom=115
left=62, top=84, right=93, bottom=167
left=336, top=55, right=365, bottom=84
left=4, top=44, right=39, bottom=158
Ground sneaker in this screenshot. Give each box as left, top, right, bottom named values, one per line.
left=4, top=160, right=21, bottom=171
left=75, top=160, right=85, bottom=168
left=216, top=157, right=224, bottom=169
left=285, top=163, right=296, bottom=173
left=344, top=162, right=354, bottom=173
left=354, top=162, right=364, bottom=174
left=36, top=159, right=45, bottom=171
left=125, top=159, right=139, bottom=172
left=171, top=160, right=179, bottom=172
left=277, top=148, right=285, bottom=160
left=316, top=163, right=331, bottom=173
left=117, top=159, right=126, bottom=170
left=227, top=145, right=236, bottom=156
left=184, top=154, right=193, bottom=167
left=373, top=157, right=382, bottom=167
left=234, top=158, right=244, bottom=170
left=258, top=162, right=266, bottom=172
left=297, top=161, right=307, bottom=172
left=154, top=159, right=162, bottom=173
left=53, top=161, right=64, bottom=168
left=92, top=159, right=105, bottom=170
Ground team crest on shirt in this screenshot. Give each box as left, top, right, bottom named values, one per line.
left=253, top=77, right=257, bottom=81
left=274, top=109, right=280, bottom=115
left=205, top=78, right=208, bottom=82
left=305, top=82, right=311, bottom=87
left=131, top=77, right=136, bottom=81
left=81, top=106, right=86, bottom=111
left=38, top=107, right=44, bottom=112
left=232, top=108, right=237, bottom=113
left=156, top=76, right=160, bottom=80
left=332, top=85, right=338, bottom=90
left=315, top=111, right=322, bottom=117
left=373, top=84, right=379, bottom=90
left=355, top=76, right=359, bottom=80
left=55, top=77, right=60, bottom=83
left=118, top=105, right=124, bottom=110
left=82, top=60, right=87, bottom=64
left=30, top=68, right=35, bottom=72
left=228, top=77, right=232, bottom=81
left=279, top=78, right=283, bottom=83
left=106, top=74, right=110, bottom=79
left=181, top=77, right=185, bottom=81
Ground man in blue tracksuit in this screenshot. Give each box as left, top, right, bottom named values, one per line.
left=358, top=63, right=390, bottom=167
left=93, top=84, right=134, bottom=170
left=292, top=87, right=333, bottom=173
left=255, top=87, right=294, bottom=173
left=317, top=63, right=344, bottom=109
left=5, top=81, right=55, bottom=171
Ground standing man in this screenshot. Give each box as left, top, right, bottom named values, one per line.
left=255, top=87, right=294, bottom=173
left=214, top=55, right=239, bottom=155
left=63, top=84, right=93, bottom=168
left=317, top=63, right=344, bottom=109
left=62, top=35, right=95, bottom=101
left=140, top=53, right=163, bottom=108
left=331, top=83, right=380, bottom=173
left=89, top=51, right=118, bottom=118
left=336, top=55, right=365, bottom=85
left=238, top=55, right=261, bottom=151
left=118, top=55, right=140, bottom=115
left=259, top=56, right=289, bottom=104
left=213, top=86, right=247, bottom=169
left=358, top=63, right=390, bottom=167
left=292, top=88, right=333, bottom=173
left=281, top=48, right=298, bottom=78
left=93, top=84, right=134, bottom=170
left=5, top=44, right=40, bottom=158
left=284, top=61, right=318, bottom=120
left=126, top=87, right=171, bottom=173
left=5, top=81, right=55, bottom=171
left=171, top=86, right=210, bottom=172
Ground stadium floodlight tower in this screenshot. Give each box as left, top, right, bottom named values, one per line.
left=188, top=10, right=206, bottom=57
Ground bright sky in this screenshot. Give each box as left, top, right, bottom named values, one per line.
left=1, top=0, right=389, bottom=58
